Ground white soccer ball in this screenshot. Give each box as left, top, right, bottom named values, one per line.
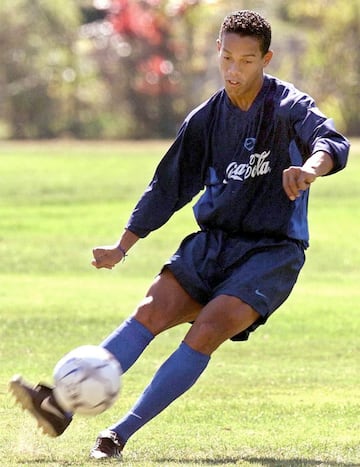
left=53, top=345, right=122, bottom=416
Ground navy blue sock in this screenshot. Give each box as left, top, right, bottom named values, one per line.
left=101, top=317, right=154, bottom=373
left=110, top=341, right=210, bottom=444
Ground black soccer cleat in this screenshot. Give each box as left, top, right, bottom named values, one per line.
left=9, top=374, right=72, bottom=437
left=90, top=429, right=124, bottom=459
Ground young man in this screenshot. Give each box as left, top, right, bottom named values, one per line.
left=10, top=10, right=349, bottom=459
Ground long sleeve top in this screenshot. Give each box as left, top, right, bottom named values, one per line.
left=127, top=74, right=350, bottom=247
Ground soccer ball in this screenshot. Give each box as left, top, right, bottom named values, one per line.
left=53, top=345, right=122, bottom=416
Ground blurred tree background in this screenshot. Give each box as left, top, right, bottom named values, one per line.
left=0, top=0, right=358, bottom=139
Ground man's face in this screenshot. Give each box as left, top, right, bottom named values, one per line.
left=217, top=32, right=273, bottom=105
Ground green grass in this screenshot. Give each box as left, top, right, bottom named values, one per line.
left=0, top=139, right=359, bottom=467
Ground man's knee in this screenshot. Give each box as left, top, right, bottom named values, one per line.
left=133, top=271, right=202, bottom=335
left=184, top=295, right=260, bottom=354
left=132, top=291, right=189, bottom=336
left=133, top=296, right=163, bottom=335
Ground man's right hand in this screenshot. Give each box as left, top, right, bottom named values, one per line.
left=92, top=245, right=125, bottom=269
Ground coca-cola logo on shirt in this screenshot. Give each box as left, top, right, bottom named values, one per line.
left=223, top=151, right=271, bottom=183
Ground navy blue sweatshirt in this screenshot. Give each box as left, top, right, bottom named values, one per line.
left=127, top=75, right=349, bottom=247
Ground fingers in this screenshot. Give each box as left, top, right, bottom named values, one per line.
left=283, top=167, right=313, bottom=201
left=91, top=259, right=113, bottom=269
left=92, top=247, right=121, bottom=269
left=91, top=255, right=112, bottom=269
left=282, top=168, right=300, bottom=201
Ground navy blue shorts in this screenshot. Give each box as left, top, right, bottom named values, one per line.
left=164, top=230, right=305, bottom=341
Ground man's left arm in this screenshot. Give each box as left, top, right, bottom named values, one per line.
left=285, top=96, right=350, bottom=201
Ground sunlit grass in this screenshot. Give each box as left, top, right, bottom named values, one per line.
left=0, top=140, right=359, bottom=466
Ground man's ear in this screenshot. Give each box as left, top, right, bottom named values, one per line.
left=263, top=50, right=273, bottom=67
left=216, top=38, right=221, bottom=52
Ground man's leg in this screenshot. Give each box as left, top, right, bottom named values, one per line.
left=101, top=317, right=154, bottom=373
left=91, top=290, right=259, bottom=458
left=102, top=268, right=203, bottom=371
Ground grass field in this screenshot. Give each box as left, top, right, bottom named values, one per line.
left=0, top=139, right=359, bottom=467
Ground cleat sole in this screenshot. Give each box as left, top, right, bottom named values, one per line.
left=9, top=375, right=58, bottom=437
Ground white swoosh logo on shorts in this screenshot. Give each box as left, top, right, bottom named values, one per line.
left=255, top=289, right=267, bottom=299
left=40, top=397, right=65, bottom=418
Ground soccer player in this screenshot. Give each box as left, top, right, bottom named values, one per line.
left=10, top=10, right=349, bottom=460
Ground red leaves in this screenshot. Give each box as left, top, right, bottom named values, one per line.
left=109, top=0, right=166, bottom=46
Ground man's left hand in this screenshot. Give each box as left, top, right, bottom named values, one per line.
left=282, top=166, right=316, bottom=201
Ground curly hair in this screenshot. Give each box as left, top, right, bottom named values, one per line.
left=219, top=10, right=272, bottom=56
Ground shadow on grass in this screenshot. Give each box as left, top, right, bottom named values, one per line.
left=14, top=457, right=359, bottom=466
left=244, top=457, right=359, bottom=467
left=155, top=456, right=359, bottom=466
left=15, top=462, right=75, bottom=466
